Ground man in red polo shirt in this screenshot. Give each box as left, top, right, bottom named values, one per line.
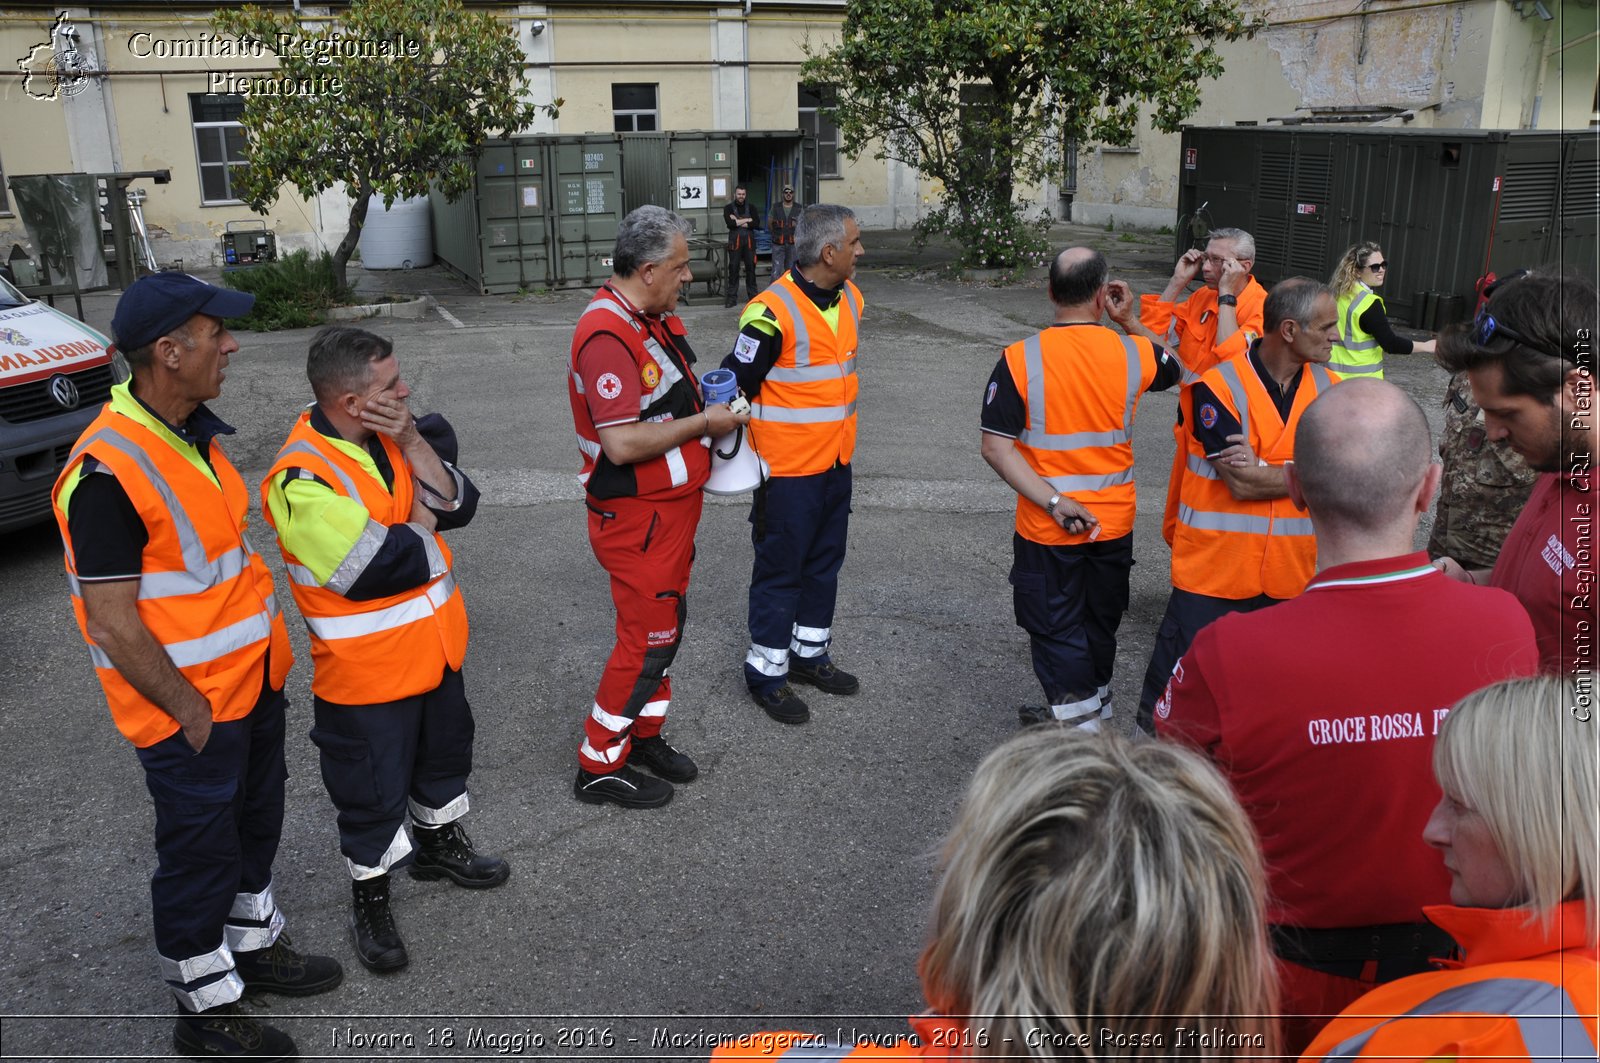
left=1433, top=269, right=1597, bottom=675
left=1157, top=379, right=1540, bottom=1055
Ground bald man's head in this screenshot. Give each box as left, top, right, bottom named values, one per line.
left=1293, top=380, right=1433, bottom=531
left=1049, top=247, right=1107, bottom=307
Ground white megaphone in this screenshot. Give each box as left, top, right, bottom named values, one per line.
left=701, top=369, right=768, bottom=495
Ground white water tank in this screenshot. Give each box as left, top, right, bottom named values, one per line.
left=358, top=195, right=433, bottom=269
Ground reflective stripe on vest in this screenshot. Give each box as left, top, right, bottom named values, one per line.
left=748, top=400, right=858, bottom=423
left=300, top=572, right=458, bottom=641
left=1320, top=977, right=1597, bottom=1062
left=775, top=1045, right=857, bottom=1062
left=1015, top=332, right=1141, bottom=450
left=1177, top=504, right=1313, bottom=537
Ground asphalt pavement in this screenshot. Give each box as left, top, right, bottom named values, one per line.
left=0, top=222, right=1450, bottom=1061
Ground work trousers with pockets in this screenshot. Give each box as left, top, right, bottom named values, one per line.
left=581, top=490, right=702, bottom=773
left=135, top=674, right=287, bottom=1012
left=1136, top=585, right=1277, bottom=733
left=744, top=465, right=852, bottom=695
left=768, top=244, right=794, bottom=285
left=1010, top=531, right=1133, bottom=725
left=725, top=244, right=757, bottom=302
left=309, top=665, right=474, bottom=879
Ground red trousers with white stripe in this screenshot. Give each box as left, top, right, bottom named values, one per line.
left=579, top=490, right=702, bottom=773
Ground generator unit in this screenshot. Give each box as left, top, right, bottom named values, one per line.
left=220, top=220, right=277, bottom=269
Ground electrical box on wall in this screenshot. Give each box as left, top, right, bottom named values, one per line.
left=219, top=220, right=276, bottom=269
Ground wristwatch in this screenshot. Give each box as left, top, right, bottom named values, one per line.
left=1216, top=294, right=1238, bottom=307
left=1045, top=493, right=1062, bottom=516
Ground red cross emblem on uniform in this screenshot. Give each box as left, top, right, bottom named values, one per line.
left=597, top=372, right=622, bottom=400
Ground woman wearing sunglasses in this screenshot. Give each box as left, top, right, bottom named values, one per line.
left=1328, top=242, right=1435, bottom=379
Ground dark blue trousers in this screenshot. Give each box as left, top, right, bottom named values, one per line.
left=135, top=679, right=287, bottom=1010
left=309, top=666, right=474, bottom=877
left=1010, top=532, right=1133, bottom=721
left=1136, top=586, right=1277, bottom=734
left=745, top=465, right=852, bottom=694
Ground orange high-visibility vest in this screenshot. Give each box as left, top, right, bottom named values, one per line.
left=748, top=275, right=864, bottom=477
left=1003, top=326, right=1157, bottom=544
left=262, top=412, right=468, bottom=703
left=52, top=399, right=293, bottom=748
left=1301, top=902, right=1599, bottom=1063
left=1171, top=353, right=1339, bottom=600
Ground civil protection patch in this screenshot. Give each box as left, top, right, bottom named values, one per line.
left=1199, top=403, right=1219, bottom=430
left=985, top=380, right=997, bottom=405
left=641, top=361, right=661, bottom=389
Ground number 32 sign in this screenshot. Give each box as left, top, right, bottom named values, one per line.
left=678, top=176, right=707, bottom=207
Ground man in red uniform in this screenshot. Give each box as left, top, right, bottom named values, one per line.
left=980, top=248, right=1181, bottom=727
left=1157, top=379, right=1540, bottom=1054
left=1134, top=277, right=1342, bottom=733
left=1432, top=269, right=1597, bottom=675
left=568, top=205, right=749, bottom=808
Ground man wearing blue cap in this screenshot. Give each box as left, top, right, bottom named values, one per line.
left=51, top=273, right=340, bottom=1061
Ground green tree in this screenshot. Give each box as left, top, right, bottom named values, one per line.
left=213, top=0, right=559, bottom=289
left=802, top=0, right=1260, bottom=270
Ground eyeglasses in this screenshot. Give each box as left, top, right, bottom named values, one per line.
left=1472, top=305, right=1560, bottom=359
left=1364, top=261, right=1388, bottom=272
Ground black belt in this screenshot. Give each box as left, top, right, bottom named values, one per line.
left=1271, top=921, right=1456, bottom=983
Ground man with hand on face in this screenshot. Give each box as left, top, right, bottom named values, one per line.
left=52, top=273, right=341, bottom=1061
left=1106, top=227, right=1268, bottom=548
left=1433, top=269, right=1599, bottom=674
left=720, top=204, right=865, bottom=725
left=262, top=325, right=506, bottom=976
left=1137, top=277, right=1343, bottom=734
left=981, top=248, right=1181, bottom=728
left=568, top=206, right=749, bottom=808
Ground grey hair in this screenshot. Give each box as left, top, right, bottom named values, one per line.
left=794, top=204, right=857, bottom=269
left=1207, top=227, right=1256, bottom=261
left=1294, top=379, right=1433, bottom=531
left=1435, top=674, right=1599, bottom=947
left=1264, top=277, right=1334, bottom=333
left=612, top=205, right=693, bottom=278
left=920, top=730, right=1278, bottom=1059
left=307, top=325, right=393, bottom=403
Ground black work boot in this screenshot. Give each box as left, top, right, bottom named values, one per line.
left=574, top=764, right=674, bottom=808
left=788, top=658, right=860, bottom=695
left=408, top=821, right=511, bottom=889
left=233, top=931, right=343, bottom=996
left=173, top=1001, right=296, bottom=1060
left=630, top=734, right=699, bottom=782
left=350, top=875, right=408, bottom=973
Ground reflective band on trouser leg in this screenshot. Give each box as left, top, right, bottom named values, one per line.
left=1321, top=977, right=1598, bottom=1062
left=160, top=941, right=244, bottom=1012
left=409, top=791, right=469, bottom=826
left=746, top=643, right=789, bottom=676
left=224, top=881, right=284, bottom=952
left=1052, top=690, right=1103, bottom=727
left=791, top=624, right=830, bottom=660
left=347, top=824, right=414, bottom=880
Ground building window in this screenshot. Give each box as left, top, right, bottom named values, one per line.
left=799, top=84, right=842, bottom=179
left=612, top=83, right=659, bottom=132
left=190, top=94, right=249, bottom=204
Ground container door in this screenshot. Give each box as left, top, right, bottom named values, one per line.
left=429, top=182, right=480, bottom=290
left=1174, top=128, right=1262, bottom=261
left=621, top=133, right=670, bottom=214
left=515, top=141, right=552, bottom=288
left=1284, top=136, right=1333, bottom=278
left=553, top=137, right=624, bottom=287
left=668, top=133, right=737, bottom=239
left=477, top=143, right=523, bottom=293
left=1493, top=136, right=1564, bottom=271
left=1557, top=133, right=1598, bottom=276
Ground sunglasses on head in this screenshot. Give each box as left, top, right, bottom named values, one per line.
left=1472, top=305, right=1561, bottom=359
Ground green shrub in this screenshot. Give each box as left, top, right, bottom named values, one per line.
left=221, top=250, right=353, bottom=331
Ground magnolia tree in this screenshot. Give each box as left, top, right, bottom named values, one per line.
left=213, top=0, right=559, bottom=289
left=802, top=0, right=1260, bottom=271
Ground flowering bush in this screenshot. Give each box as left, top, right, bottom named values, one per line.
left=919, top=203, right=1051, bottom=274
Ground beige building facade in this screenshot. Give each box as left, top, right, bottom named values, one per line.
left=0, top=0, right=1593, bottom=277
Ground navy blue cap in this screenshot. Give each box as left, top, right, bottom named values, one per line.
left=111, top=273, right=256, bottom=353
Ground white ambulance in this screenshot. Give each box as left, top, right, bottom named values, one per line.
left=0, top=276, right=128, bottom=533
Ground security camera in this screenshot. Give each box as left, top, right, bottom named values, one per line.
left=530, top=19, right=546, bottom=37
